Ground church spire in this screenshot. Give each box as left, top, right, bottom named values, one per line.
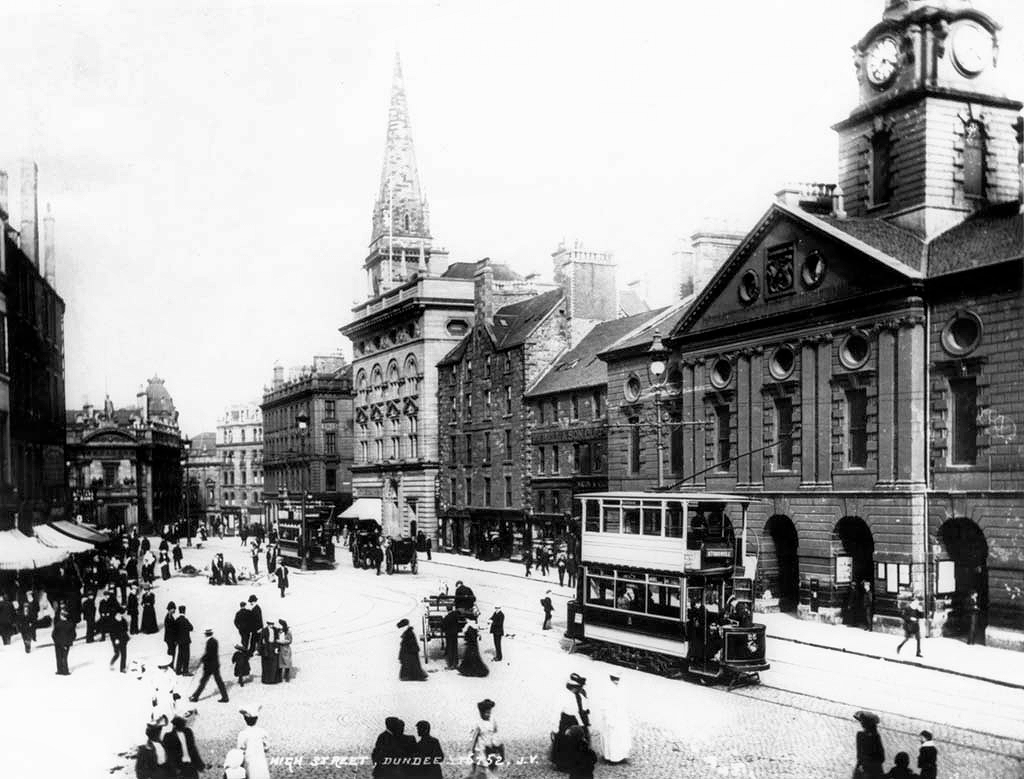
left=371, top=53, right=430, bottom=246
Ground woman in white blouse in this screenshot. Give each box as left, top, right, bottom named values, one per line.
left=236, top=705, right=270, bottom=779
left=468, top=698, right=503, bottom=778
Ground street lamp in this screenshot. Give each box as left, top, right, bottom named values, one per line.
left=182, top=435, right=193, bottom=546
left=647, top=329, right=669, bottom=489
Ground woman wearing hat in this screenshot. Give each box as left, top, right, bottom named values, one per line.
left=236, top=706, right=270, bottom=779
left=468, top=699, right=503, bottom=778
left=551, top=675, right=590, bottom=770
left=917, top=730, right=937, bottom=779
left=457, top=617, right=489, bottom=677
left=140, top=585, right=159, bottom=634
left=277, top=620, right=293, bottom=683
left=397, top=619, right=427, bottom=681
left=852, top=710, right=885, bottom=779
left=598, top=674, right=631, bottom=764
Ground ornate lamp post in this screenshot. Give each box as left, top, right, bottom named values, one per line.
left=647, top=329, right=669, bottom=489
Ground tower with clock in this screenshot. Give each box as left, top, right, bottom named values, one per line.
left=833, top=0, right=1023, bottom=238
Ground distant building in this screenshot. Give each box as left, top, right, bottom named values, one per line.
left=0, top=162, right=67, bottom=531
left=215, top=403, right=264, bottom=534
left=262, top=355, right=354, bottom=534
left=184, top=432, right=219, bottom=533
left=66, top=378, right=183, bottom=532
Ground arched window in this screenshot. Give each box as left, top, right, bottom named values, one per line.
left=963, top=120, right=985, bottom=198
left=871, top=130, right=892, bottom=205
left=357, top=370, right=368, bottom=397
left=371, top=365, right=384, bottom=399
left=404, top=354, right=419, bottom=384
left=387, top=361, right=401, bottom=396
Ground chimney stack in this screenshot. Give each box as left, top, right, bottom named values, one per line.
left=473, top=258, right=495, bottom=326
left=43, top=204, right=56, bottom=286
left=20, top=160, right=39, bottom=267
left=272, top=363, right=285, bottom=388
left=136, top=384, right=148, bottom=423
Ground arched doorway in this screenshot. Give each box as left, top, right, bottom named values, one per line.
left=834, top=516, right=874, bottom=626
left=938, top=518, right=988, bottom=640
left=764, top=515, right=800, bottom=612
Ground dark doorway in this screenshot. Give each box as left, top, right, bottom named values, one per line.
left=765, top=515, right=800, bottom=612
left=938, top=518, right=988, bottom=640
left=834, top=516, right=874, bottom=625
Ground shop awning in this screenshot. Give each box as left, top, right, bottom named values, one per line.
left=33, top=524, right=95, bottom=554
left=49, top=520, right=110, bottom=544
left=339, top=498, right=382, bottom=522
left=0, top=530, right=70, bottom=570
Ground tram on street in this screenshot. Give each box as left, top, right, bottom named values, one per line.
left=568, top=491, right=769, bottom=687
left=277, top=501, right=336, bottom=569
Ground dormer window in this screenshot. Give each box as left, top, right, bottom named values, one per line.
left=963, top=120, right=985, bottom=198
left=870, top=130, right=892, bottom=206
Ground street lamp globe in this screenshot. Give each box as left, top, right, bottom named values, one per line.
left=648, top=329, right=668, bottom=383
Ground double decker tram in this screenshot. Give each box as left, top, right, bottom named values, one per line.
left=569, top=492, right=768, bottom=687
left=277, top=500, right=337, bottom=569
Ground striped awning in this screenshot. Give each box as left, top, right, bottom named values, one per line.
left=0, top=530, right=70, bottom=570
left=34, top=524, right=94, bottom=554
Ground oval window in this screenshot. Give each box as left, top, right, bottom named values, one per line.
left=446, top=319, right=469, bottom=336
left=624, top=374, right=642, bottom=402
left=840, top=331, right=871, bottom=370
left=710, top=357, right=733, bottom=389
left=941, top=311, right=982, bottom=356
left=769, top=344, right=796, bottom=380
left=801, top=250, right=826, bottom=288
left=738, top=269, right=760, bottom=305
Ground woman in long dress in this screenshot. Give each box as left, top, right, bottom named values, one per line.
left=236, top=707, right=270, bottom=779
left=140, top=587, right=159, bottom=634
left=468, top=699, right=502, bottom=779
left=277, top=620, right=293, bottom=683
left=397, top=619, right=428, bottom=681
left=852, top=710, right=885, bottom=779
left=259, top=623, right=280, bottom=684
left=159, top=551, right=171, bottom=581
left=551, top=675, right=589, bottom=770
left=457, top=619, right=489, bottom=677
left=597, top=675, right=631, bottom=763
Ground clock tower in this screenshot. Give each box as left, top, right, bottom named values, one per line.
left=833, top=0, right=1023, bottom=238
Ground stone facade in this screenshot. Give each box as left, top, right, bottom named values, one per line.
left=262, top=357, right=354, bottom=533
left=66, top=380, right=183, bottom=533
left=215, top=402, right=264, bottom=533
left=600, top=0, right=1024, bottom=646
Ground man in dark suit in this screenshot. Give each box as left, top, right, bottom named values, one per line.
left=246, top=596, right=263, bottom=654
left=453, top=581, right=476, bottom=613
left=97, top=588, right=117, bottom=641
left=488, top=606, right=505, bottom=661
left=175, top=605, right=194, bottom=675
left=126, top=584, right=140, bottom=635
left=233, top=601, right=249, bottom=648
left=109, top=610, right=129, bottom=673
left=52, top=607, right=76, bottom=675
left=189, top=628, right=229, bottom=702
left=541, top=591, right=554, bottom=630
left=162, top=715, right=206, bottom=778
left=81, top=592, right=96, bottom=643
left=415, top=720, right=444, bottom=779
left=442, top=609, right=461, bottom=669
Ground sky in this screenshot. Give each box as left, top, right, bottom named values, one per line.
left=1, top=0, right=1022, bottom=435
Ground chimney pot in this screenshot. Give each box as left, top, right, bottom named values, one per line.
left=0, top=170, right=8, bottom=219
left=43, top=204, right=56, bottom=286
left=831, top=185, right=847, bottom=219
left=19, top=160, right=39, bottom=266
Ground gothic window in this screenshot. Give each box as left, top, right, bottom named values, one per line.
left=871, top=130, right=892, bottom=205
left=963, top=120, right=986, bottom=198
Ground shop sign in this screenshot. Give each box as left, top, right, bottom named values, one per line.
left=834, top=554, right=853, bottom=584
left=533, top=426, right=605, bottom=444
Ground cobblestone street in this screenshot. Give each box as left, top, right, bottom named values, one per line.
left=1, top=538, right=1020, bottom=778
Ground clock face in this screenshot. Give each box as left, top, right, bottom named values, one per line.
left=952, top=23, right=992, bottom=76
left=866, top=36, right=900, bottom=87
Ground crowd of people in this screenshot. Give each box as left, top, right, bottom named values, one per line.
left=522, top=546, right=578, bottom=588
left=852, top=711, right=939, bottom=779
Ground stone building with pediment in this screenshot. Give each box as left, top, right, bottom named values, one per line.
left=66, top=378, right=184, bottom=533
left=601, top=0, right=1024, bottom=646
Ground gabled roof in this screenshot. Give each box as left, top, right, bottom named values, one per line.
left=603, top=301, right=692, bottom=356
left=437, top=288, right=565, bottom=367
left=527, top=308, right=668, bottom=397
left=815, top=214, right=925, bottom=271
left=928, top=200, right=1024, bottom=277
left=491, top=288, right=564, bottom=349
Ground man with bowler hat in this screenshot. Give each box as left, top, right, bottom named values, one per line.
left=442, top=608, right=461, bottom=669
left=189, top=628, right=229, bottom=703
left=175, top=606, right=194, bottom=675
left=488, top=605, right=505, bottom=661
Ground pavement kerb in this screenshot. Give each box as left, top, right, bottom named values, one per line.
left=420, top=556, right=1024, bottom=691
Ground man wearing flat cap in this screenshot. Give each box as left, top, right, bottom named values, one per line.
left=397, top=619, right=427, bottom=681
left=189, top=628, right=229, bottom=703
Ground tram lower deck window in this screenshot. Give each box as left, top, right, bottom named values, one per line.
left=587, top=575, right=615, bottom=607
left=602, top=506, right=621, bottom=533
left=622, top=503, right=641, bottom=534
left=642, top=506, right=662, bottom=535
left=666, top=502, right=684, bottom=537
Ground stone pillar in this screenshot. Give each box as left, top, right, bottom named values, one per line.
left=816, top=338, right=833, bottom=484
left=876, top=327, right=897, bottom=483
left=896, top=318, right=927, bottom=484
left=800, top=342, right=817, bottom=484
left=749, top=349, right=764, bottom=484
left=736, top=355, right=751, bottom=484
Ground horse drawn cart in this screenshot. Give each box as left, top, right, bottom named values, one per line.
left=386, top=537, right=418, bottom=574
left=420, top=592, right=479, bottom=663
left=350, top=519, right=381, bottom=569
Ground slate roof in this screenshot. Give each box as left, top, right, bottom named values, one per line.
left=441, top=261, right=522, bottom=281
left=618, top=289, right=651, bottom=317
left=438, top=288, right=565, bottom=366
left=816, top=215, right=926, bottom=271
left=527, top=308, right=668, bottom=397
left=927, top=200, right=1024, bottom=277
left=604, top=300, right=693, bottom=355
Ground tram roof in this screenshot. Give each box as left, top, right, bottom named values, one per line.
left=575, top=492, right=761, bottom=505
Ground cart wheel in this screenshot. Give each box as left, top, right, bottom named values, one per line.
left=412, top=558, right=418, bottom=574
left=387, top=561, right=394, bottom=575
